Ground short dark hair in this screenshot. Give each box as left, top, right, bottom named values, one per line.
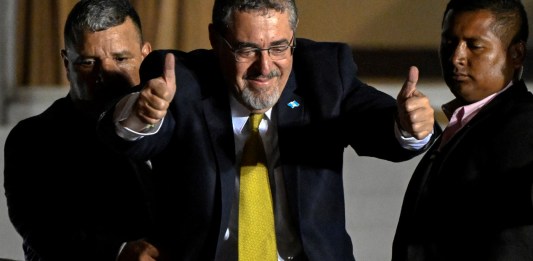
left=212, top=0, right=298, bottom=35
left=443, top=0, right=529, bottom=45
left=64, top=0, right=143, bottom=48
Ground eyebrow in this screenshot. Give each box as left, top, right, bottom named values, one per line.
left=237, top=38, right=291, bottom=48
left=111, top=50, right=135, bottom=57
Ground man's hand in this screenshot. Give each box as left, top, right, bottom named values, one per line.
left=131, top=53, right=176, bottom=129
left=396, top=66, right=435, bottom=140
left=117, top=239, right=161, bottom=261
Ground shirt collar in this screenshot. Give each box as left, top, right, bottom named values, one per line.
left=230, top=93, right=272, bottom=135
left=441, top=80, right=514, bottom=121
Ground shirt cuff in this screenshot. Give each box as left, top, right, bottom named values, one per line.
left=394, top=121, right=433, bottom=151
left=115, top=242, right=127, bottom=261
left=113, top=92, right=163, bottom=141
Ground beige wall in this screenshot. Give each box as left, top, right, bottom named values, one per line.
left=297, top=1, right=446, bottom=49
left=296, top=0, right=533, bottom=49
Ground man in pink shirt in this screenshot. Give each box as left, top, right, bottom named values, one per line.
left=392, top=0, right=533, bottom=260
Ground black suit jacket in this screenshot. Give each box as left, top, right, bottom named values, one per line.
left=4, top=97, right=154, bottom=261
left=392, top=80, right=533, bottom=261
left=100, top=38, right=439, bottom=260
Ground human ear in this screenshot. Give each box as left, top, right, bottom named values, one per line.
left=141, top=42, right=152, bottom=58
left=509, top=41, right=526, bottom=80
left=60, top=49, right=71, bottom=80
left=509, top=41, right=526, bottom=67
left=208, top=24, right=218, bottom=50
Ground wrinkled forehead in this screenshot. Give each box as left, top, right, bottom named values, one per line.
left=226, top=9, right=293, bottom=37
left=214, top=0, right=298, bottom=35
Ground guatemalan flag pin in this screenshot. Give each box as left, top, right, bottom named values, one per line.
left=287, top=100, right=300, bottom=109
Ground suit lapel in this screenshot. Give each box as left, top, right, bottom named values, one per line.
left=275, top=72, right=307, bottom=221
left=276, top=72, right=305, bottom=129
left=202, top=91, right=237, bottom=242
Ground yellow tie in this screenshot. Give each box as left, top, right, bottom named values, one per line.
left=238, top=113, right=277, bottom=261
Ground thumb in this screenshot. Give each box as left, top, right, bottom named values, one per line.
left=398, top=66, right=419, bottom=100
left=163, top=53, right=176, bottom=98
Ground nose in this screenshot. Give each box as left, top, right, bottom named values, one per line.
left=95, top=58, right=118, bottom=83
left=451, top=42, right=467, bottom=66
left=254, top=50, right=272, bottom=75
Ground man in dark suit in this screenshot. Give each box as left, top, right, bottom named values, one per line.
left=392, top=0, right=533, bottom=260
left=99, top=0, right=440, bottom=260
left=4, top=0, right=154, bottom=260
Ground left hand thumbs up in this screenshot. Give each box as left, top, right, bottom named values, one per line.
left=396, top=66, right=435, bottom=140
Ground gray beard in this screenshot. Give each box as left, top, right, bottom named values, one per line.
left=240, top=86, right=280, bottom=111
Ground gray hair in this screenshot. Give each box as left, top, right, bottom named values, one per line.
left=212, top=0, right=298, bottom=35
left=64, top=0, right=143, bottom=48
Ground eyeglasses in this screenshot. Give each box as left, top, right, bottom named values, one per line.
left=221, top=34, right=296, bottom=63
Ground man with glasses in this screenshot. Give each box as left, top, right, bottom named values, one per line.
left=99, top=0, right=440, bottom=260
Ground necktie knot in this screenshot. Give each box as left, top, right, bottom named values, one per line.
left=249, top=113, right=263, bottom=132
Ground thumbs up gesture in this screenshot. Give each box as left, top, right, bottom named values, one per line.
left=396, top=66, right=435, bottom=140
left=133, top=53, right=177, bottom=128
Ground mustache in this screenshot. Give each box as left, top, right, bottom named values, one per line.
left=244, top=70, right=281, bottom=80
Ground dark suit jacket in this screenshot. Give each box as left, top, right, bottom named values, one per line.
left=100, top=38, right=439, bottom=260
left=4, top=97, right=154, bottom=261
left=392, top=80, right=533, bottom=261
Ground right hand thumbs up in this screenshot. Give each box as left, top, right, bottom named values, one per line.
left=135, top=53, right=176, bottom=125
